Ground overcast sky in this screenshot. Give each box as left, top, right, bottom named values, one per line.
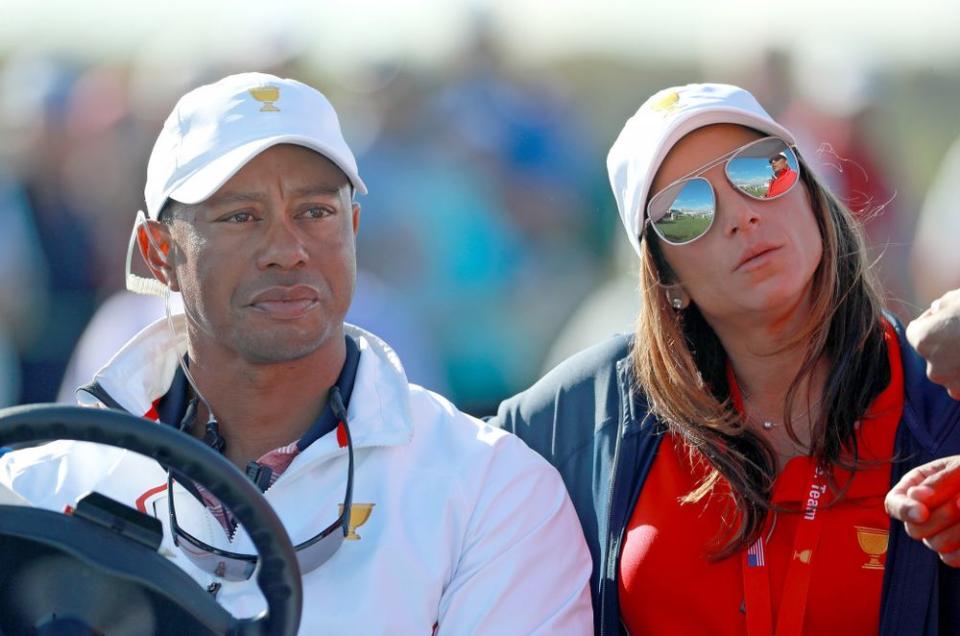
left=1, top=0, right=959, bottom=74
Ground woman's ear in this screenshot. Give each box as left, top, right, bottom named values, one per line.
left=664, top=283, right=690, bottom=310
left=136, top=220, right=180, bottom=292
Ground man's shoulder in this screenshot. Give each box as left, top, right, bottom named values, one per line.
left=407, top=384, right=518, bottom=449
left=0, top=439, right=129, bottom=511
left=404, top=384, right=562, bottom=477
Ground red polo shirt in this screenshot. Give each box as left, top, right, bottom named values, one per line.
left=766, top=168, right=798, bottom=199
left=619, top=321, right=903, bottom=634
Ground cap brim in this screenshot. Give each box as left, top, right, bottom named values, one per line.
left=168, top=135, right=368, bottom=206
left=653, top=106, right=797, bottom=177
left=635, top=106, right=796, bottom=240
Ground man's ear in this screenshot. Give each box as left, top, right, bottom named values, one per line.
left=351, top=202, right=361, bottom=237
left=137, top=220, right=180, bottom=292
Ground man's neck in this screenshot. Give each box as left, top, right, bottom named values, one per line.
left=186, top=335, right=347, bottom=470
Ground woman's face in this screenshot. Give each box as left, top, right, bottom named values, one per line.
left=650, top=124, right=823, bottom=329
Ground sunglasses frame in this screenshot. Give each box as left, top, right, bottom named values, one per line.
left=644, top=136, right=800, bottom=246
left=167, top=415, right=354, bottom=582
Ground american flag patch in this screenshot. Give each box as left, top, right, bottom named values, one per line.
left=747, top=539, right=765, bottom=567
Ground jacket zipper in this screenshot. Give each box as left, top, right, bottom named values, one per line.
left=600, top=364, right=629, bottom=636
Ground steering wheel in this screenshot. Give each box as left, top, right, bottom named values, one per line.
left=0, top=404, right=302, bottom=636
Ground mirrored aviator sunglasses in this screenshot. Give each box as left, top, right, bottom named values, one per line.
left=645, top=137, right=801, bottom=246
left=167, top=417, right=355, bottom=582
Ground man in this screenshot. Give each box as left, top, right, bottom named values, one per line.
left=765, top=150, right=797, bottom=198
left=886, top=288, right=960, bottom=566
left=0, top=73, right=592, bottom=633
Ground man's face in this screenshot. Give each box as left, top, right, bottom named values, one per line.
left=166, top=144, right=360, bottom=364
left=770, top=155, right=788, bottom=174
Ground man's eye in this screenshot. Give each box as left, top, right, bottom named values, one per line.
left=301, top=207, right=332, bottom=219
left=224, top=212, right=255, bottom=223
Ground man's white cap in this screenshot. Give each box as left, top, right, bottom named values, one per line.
left=144, top=72, right=366, bottom=219
left=606, top=83, right=796, bottom=256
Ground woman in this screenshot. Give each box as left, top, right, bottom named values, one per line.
left=494, top=83, right=960, bottom=635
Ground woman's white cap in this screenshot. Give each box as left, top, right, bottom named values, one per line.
left=606, top=83, right=796, bottom=256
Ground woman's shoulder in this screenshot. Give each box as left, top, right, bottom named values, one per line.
left=490, top=333, right=634, bottom=456
left=505, top=333, right=631, bottom=410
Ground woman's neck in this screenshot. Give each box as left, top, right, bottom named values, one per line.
left=720, top=319, right=830, bottom=469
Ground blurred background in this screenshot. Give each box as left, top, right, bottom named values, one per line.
left=0, top=0, right=958, bottom=416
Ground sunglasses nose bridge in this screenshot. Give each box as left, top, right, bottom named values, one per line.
left=715, top=184, right=763, bottom=237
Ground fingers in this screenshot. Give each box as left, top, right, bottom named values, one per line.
left=909, top=290, right=960, bottom=397
left=938, top=499, right=960, bottom=568
left=886, top=458, right=960, bottom=524
left=904, top=495, right=960, bottom=541
left=937, top=545, right=960, bottom=568
left=886, top=465, right=933, bottom=523
left=888, top=455, right=960, bottom=568
left=906, top=314, right=929, bottom=351
left=912, top=457, right=960, bottom=509
left=886, top=491, right=930, bottom=524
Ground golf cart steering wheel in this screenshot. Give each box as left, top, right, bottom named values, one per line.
left=0, top=404, right=302, bottom=636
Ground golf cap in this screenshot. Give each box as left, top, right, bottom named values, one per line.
left=143, top=72, right=366, bottom=219
left=607, top=83, right=796, bottom=256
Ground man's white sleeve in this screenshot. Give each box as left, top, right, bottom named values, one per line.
left=436, top=433, right=593, bottom=635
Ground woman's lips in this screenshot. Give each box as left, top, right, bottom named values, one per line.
left=734, top=245, right=781, bottom=272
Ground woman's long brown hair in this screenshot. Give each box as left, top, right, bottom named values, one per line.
left=632, top=156, right=890, bottom=559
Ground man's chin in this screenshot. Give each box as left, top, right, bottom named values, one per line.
left=234, top=329, right=336, bottom=365
left=243, top=345, right=320, bottom=364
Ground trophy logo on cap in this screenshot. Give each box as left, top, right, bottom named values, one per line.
left=649, top=90, right=680, bottom=116
left=249, top=85, right=281, bottom=112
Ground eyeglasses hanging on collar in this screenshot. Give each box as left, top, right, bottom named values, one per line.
left=166, top=386, right=354, bottom=581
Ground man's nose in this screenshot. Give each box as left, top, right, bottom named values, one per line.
left=256, top=216, right=309, bottom=270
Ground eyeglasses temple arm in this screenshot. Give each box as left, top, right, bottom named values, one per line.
left=329, top=387, right=354, bottom=535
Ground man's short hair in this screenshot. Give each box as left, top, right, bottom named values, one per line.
left=157, top=199, right=182, bottom=224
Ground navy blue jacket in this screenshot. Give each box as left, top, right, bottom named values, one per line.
left=493, top=319, right=960, bottom=635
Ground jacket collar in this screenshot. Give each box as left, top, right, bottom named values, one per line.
left=888, top=312, right=960, bottom=455
left=81, top=316, right=414, bottom=451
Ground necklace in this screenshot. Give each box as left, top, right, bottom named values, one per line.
left=741, top=393, right=822, bottom=433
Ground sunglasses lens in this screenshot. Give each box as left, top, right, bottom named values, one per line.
left=177, top=519, right=346, bottom=581
left=726, top=138, right=799, bottom=200
left=649, top=177, right=715, bottom=244
left=295, top=521, right=346, bottom=572
left=178, top=537, right=258, bottom=581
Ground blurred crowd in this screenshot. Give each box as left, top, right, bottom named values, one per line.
left=0, top=24, right=957, bottom=416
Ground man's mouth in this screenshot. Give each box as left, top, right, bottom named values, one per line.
left=247, top=286, right=320, bottom=319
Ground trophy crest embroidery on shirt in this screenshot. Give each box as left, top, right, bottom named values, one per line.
left=339, top=503, right=375, bottom=541
left=854, top=526, right=888, bottom=570
left=249, top=85, right=281, bottom=112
